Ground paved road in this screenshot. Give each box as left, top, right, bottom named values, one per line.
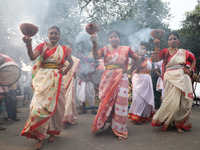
left=0, top=102, right=200, bottom=150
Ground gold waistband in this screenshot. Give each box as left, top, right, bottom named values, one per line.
left=105, top=64, right=125, bottom=70
left=41, top=63, right=60, bottom=69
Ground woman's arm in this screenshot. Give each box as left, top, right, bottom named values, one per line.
left=90, top=34, right=102, bottom=60
left=128, top=52, right=141, bottom=74
left=22, top=36, right=40, bottom=61
left=190, top=60, right=196, bottom=71
left=185, top=59, right=196, bottom=75
left=153, top=39, right=161, bottom=62
left=63, top=54, right=74, bottom=75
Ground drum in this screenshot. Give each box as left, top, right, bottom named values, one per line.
left=0, top=62, right=21, bottom=86
left=91, top=69, right=104, bottom=85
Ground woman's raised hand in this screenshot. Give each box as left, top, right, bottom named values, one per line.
left=22, top=36, right=32, bottom=46
left=154, top=39, right=160, bottom=47
left=90, top=34, right=98, bottom=43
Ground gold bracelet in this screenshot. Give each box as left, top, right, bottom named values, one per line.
left=92, top=42, right=98, bottom=47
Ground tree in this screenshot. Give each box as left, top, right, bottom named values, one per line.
left=0, top=0, right=172, bottom=67
left=77, top=0, right=172, bottom=53
left=178, top=1, right=200, bottom=72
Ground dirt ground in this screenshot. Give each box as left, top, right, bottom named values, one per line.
left=0, top=101, right=200, bottom=150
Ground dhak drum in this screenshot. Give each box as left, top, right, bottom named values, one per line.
left=91, top=69, right=104, bottom=85
left=0, top=60, right=21, bottom=86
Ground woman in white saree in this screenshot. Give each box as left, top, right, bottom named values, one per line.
left=128, top=44, right=155, bottom=123
left=151, top=32, right=196, bottom=133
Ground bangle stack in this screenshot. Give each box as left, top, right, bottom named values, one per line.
left=92, top=42, right=98, bottom=47
left=26, top=45, right=32, bottom=49
left=153, top=52, right=159, bottom=54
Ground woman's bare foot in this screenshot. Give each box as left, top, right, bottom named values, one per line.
left=34, top=140, right=43, bottom=150
left=48, top=135, right=56, bottom=143
left=177, top=127, right=184, bottom=134
left=118, top=136, right=126, bottom=141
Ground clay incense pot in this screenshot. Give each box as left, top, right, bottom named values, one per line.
left=85, top=23, right=100, bottom=35
left=20, top=23, right=38, bottom=37
left=150, top=29, right=165, bottom=39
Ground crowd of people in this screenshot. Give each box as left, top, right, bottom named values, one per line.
left=0, top=25, right=197, bottom=150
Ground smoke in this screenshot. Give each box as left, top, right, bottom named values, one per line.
left=0, top=0, right=51, bottom=50
left=0, top=0, right=168, bottom=65
left=75, top=30, right=90, bottom=44
left=128, top=27, right=153, bottom=51
left=75, top=30, right=92, bottom=56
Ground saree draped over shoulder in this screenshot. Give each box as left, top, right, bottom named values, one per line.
left=151, top=49, right=193, bottom=131
left=21, top=44, right=66, bottom=140
left=128, top=58, right=155, bottom=123
left=91, top=46, right=130, bottom=139
left=62, top=56, right=80, bottom=125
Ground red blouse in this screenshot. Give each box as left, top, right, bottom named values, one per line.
left=158, top=48, right=195, bottom=64
left=34, top=42, right=71, bottom=63
left=34, top=42, right=71, bottom=56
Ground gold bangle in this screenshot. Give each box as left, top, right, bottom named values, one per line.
left=92, top=42, right=98, bottom=47
left=153, top=52, right=159, bottom=54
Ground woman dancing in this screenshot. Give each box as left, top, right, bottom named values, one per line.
left=90, top=30, right=140, bottom=140
left=21, top=26, right=73, bottom=149
left=128, top=44, right=155, bottom=123
left=151, top=31, right=196, bottom=133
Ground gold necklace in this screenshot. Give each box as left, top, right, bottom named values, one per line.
left=109, top=45, right=119, bottom=52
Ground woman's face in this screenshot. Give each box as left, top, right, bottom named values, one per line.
left=138, top=46, right=146, bottom=56
left=168, top=34, right=179, bottom=48
left=109, top=32, right=120, bottom=47
left=48, top=28, right=60, bottom=45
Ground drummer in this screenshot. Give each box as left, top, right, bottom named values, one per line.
left=0, top=53, right=21, bottom=123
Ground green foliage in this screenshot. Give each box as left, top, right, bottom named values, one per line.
left=0, top=0, right=172, bottom=67
left=178, top=1, right=200, bottom=72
